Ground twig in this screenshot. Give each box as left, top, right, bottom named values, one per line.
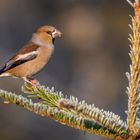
left=0, top=89, right=123, bottom=139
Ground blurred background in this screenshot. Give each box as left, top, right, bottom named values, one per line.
left=0, top=0, right=132, bottom=140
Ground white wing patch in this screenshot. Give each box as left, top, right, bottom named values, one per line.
left=16, top=51, right=38, bottom=61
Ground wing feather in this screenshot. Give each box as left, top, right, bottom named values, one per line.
left=0, top=43, right=40, bottom=73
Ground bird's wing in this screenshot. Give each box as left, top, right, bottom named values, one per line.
left=0, top=43, right=40, bottom=72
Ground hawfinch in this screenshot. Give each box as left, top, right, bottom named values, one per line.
left=0, top=25, right=62, bottom=84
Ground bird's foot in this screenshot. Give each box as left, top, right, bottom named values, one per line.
left=23, top=77, right=40, bottom=87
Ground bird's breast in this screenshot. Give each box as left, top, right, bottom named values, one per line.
left=27, top=45, right=54, bottom=75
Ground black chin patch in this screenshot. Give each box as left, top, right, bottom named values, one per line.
left=52, top=38, right=55, bottom=44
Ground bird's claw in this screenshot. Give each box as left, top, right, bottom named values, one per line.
left=23, top=77, right=40, bottom=87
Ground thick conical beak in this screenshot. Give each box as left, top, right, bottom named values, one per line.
left=52, top=29, right=62, bottom=38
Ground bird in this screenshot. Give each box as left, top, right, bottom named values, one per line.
left=0, top=25, right=62, bottom=85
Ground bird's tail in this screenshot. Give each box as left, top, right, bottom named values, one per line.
left=0, top=69, right=3, bottom=74
left=0, top=69, right=6, bottom=77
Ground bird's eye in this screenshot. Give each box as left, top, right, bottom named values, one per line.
left=46, top=31, right=52, bottom=36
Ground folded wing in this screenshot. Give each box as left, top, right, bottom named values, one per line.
left=0, top=43, right=40, bottom=73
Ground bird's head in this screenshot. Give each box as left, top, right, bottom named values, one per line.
left=32, top=25, right=62, bottom=45
left=37, top=25, right=62, bottom=38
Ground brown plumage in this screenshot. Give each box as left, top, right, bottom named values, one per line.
left=0, top=25, right=62, bottom=84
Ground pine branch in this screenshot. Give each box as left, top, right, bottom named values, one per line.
left=127, top=16, right=140, bottom=134
left=22, top=82, right=128, bottom=139
left=126, top=0, right=140, bottom=135
left=0, top=88, right=125, bottom=140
